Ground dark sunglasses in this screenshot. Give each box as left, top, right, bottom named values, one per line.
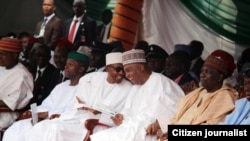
left=109, top=65, right=123, bottom=72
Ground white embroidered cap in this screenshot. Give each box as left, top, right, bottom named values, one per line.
left=122, top=49, right=146, bottom=65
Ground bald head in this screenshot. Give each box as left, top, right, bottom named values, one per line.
left=72, top=0, right=86, bottom=17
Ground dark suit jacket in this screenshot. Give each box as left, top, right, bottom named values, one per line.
left=63, top=15, right=96, bottom=48
left=190, top=57, right=204, bottom=81
left=35, top=16, right=63, bottom=50
left=178, top=72, right=198, bottom=86
left=25, top=63, right=61, bottom=109
left=96, top=23, right=111, bottom=42
left=178, top=72, right=199, bottom=94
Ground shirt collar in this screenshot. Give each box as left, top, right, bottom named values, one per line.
left=37, top=65, right=47, bottom=74
left=174, top=73, right=184, bottom=83
left=44, top=13, right=55, bottom=23
left=105, top=22, right=111, bottom=27
left=73, top=14, right=84, bottom=22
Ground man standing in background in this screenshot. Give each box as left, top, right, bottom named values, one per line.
left=63, top=0, right=96, bottom=48
left=34, top=0, right=63, bottom=50
left=96, top=9, right=113, bottom=43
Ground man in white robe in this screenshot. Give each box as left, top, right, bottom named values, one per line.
left=26, top=52, right=132, bottom=141
left=0, top=37, right=33, bottom=130
left=90, top=49, right=185, bottom=141
left=0, top=59, right=4, bottom=76
left=2, top=51, right=90, bottom=141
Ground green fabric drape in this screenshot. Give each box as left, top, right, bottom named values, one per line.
left=181, top=0, right=250, bottom=46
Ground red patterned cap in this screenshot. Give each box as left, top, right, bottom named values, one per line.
left=204, top=49, right=236, bottom=77
left=0, top=37, right=22, bottom=52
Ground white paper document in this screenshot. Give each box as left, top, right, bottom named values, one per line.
left=92, top=104, right=117, bottom=116
left=73, top=103, right=92, bottom=109
left=30, top=103, right=38, bottom=125
left=73, top=102, right=117, bottom=116
left=98, top=112, right=116, bottom=127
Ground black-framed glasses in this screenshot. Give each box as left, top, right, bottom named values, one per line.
left=109, top=65, right=123, bottom=72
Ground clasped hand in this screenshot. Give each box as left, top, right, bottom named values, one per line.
left=146, top=120, right=161, bottom=135
left=111, top=113, right=124, bottom=126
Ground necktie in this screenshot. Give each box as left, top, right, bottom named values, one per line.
left=42, top=18, right=47, bottom=29
left=38, top=18, right=47, bottom=37
left=68, top=19, right=78, bottom=43
left=100, top=25, right=106, bottom=42
left=35, top=69, right=42, bottom=82
left=58, top=71, right=64, bottom=83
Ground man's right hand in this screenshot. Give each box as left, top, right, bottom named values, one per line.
left=111, top=113, right=124, bottom=126
left=157, top=130, right=168, bottom=141
left=50, top=114, right=60, bottom=119
left=19, top=110, right=32, bottom=119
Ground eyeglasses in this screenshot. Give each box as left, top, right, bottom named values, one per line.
left=109, top=65, right=123, bottom=72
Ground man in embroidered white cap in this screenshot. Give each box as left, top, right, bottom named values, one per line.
left=90, top=49, right=185, bottom=141
left=26, top=52, right=132, bottom=141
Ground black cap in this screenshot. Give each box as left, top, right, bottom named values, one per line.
left=146, top=44, right=169, bottom=59
left=174, top=44, right=191, bottom=55
left=108, top=40, right=124, bottom=52
left=91, top=40, right=113, bottom=53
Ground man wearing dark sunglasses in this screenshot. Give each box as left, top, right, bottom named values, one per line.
left=90, top=49, right=185, bottom=141
left=25, top=52, right=132, bottom=141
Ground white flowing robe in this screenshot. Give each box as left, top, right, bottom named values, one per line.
left=0, top=66, right=4, bottom=77
left=2, top=80, right=78, bottom=141
left=26, top=72, right=132, bottom=141
left=90, top=72, right=185, bottom=141
left=0, top=63, right=33, bottom=129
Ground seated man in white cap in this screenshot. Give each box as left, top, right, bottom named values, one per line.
left=0, top=37, right=34, bottom=130
left=26, top=52, right=132, bottom=141
left=90, top=49, right=185, bottom=141
left=2, top=51, right=90, bottom=141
